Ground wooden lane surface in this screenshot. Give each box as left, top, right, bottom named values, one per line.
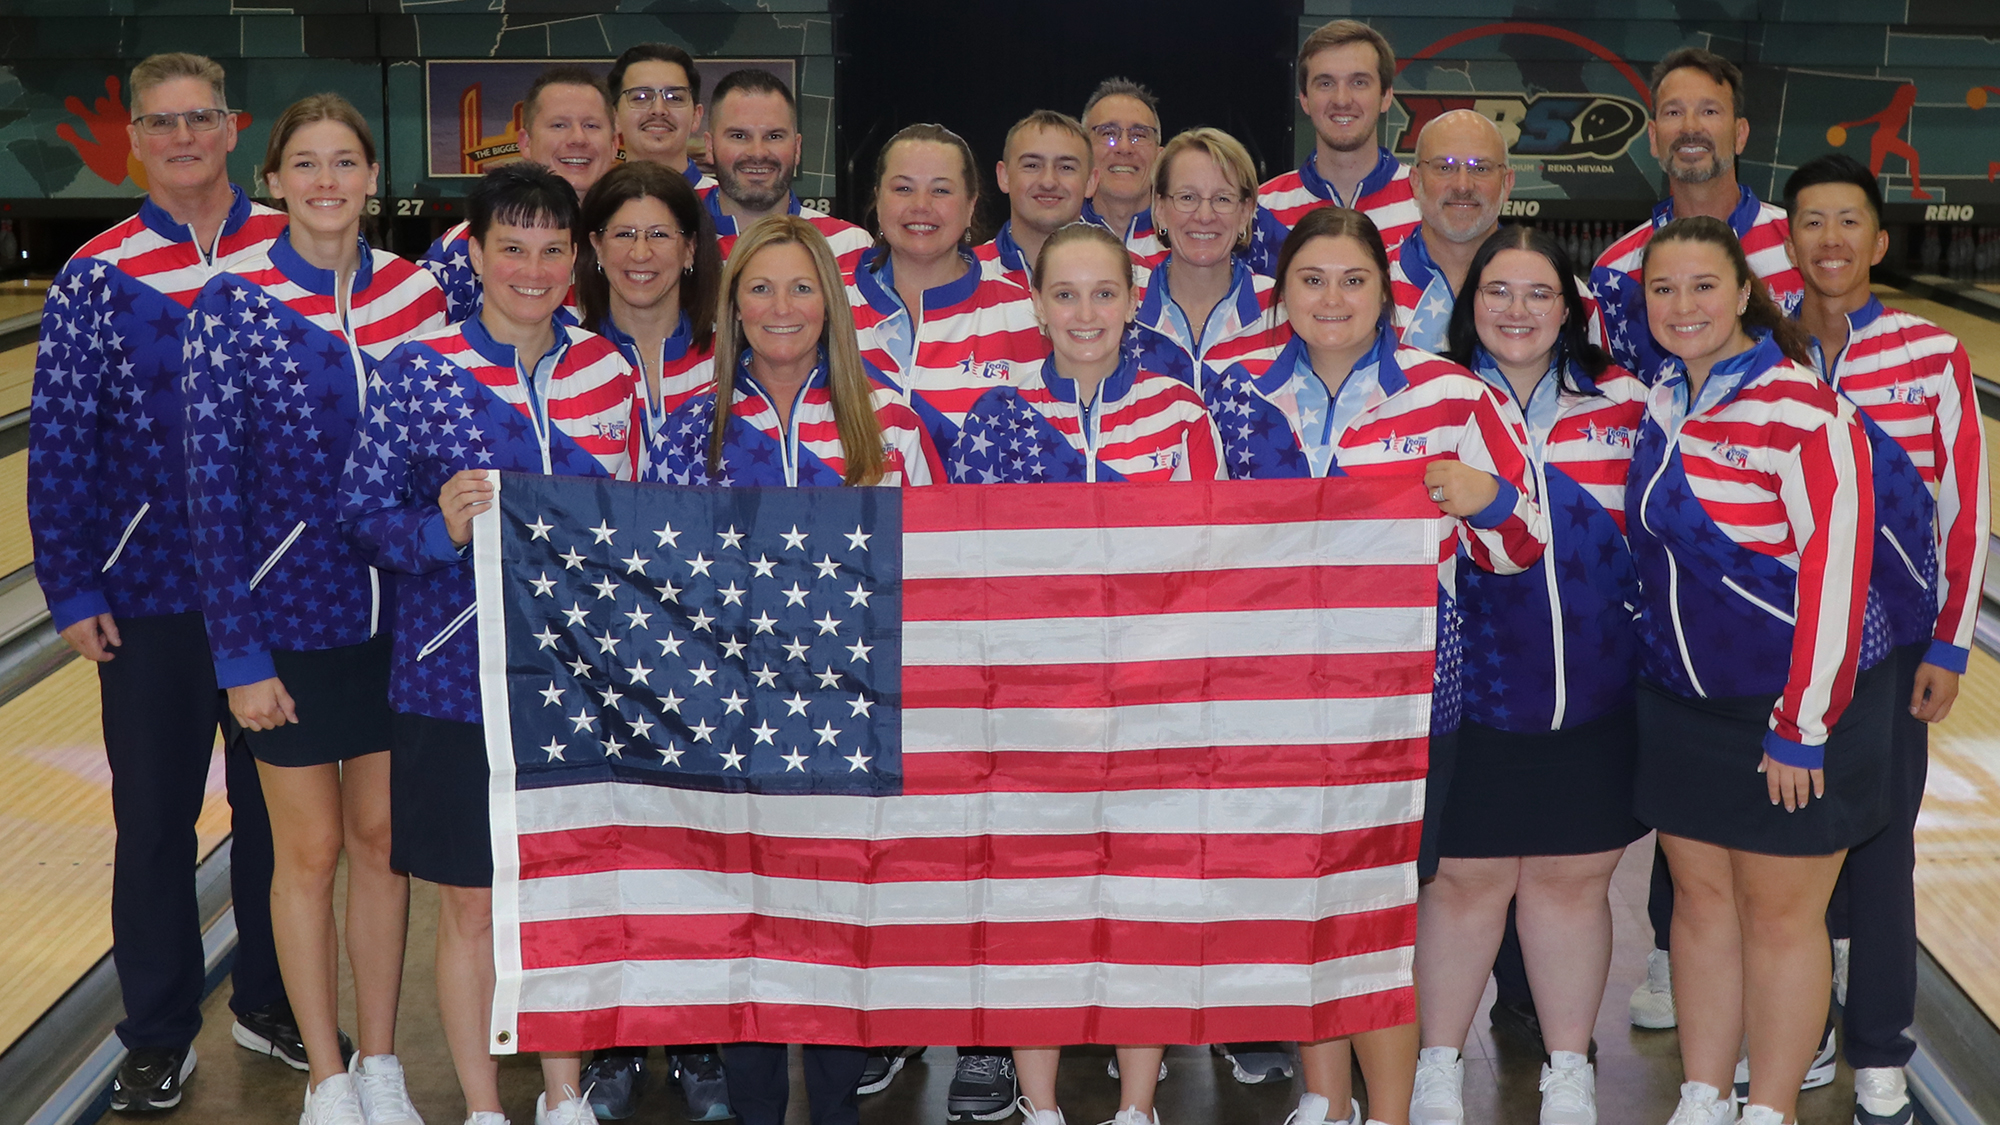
left=0, top=338, right=31, bottom=418
left=0, top=658, right=231, bottom=1053
left=1917, top=644, right=2000, bottom=1026
left=1874, top=284, right=2000, bottom=377
left=0, top=450, right=25, bottom=577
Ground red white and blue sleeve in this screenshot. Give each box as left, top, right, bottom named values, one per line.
left=1925, top=334, right=1990, bottom=673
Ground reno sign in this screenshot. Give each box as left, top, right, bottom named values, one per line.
left=1391, top=92, right=1652, bottom=163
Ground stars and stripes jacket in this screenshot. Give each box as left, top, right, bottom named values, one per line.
left=646, top=351, right=940, bottom=488
left=1456, top=350, right=1647, bottom=733
left=339, top=316, right=641, bottom=724
left=1130, top=255, right=1285, bottom=398
left=1206, top=329, right=1548, bottom=734
left=1257, top=148, right=1420, bottom=255
left=848, top=245, right=1045, bottom=448
left=1627, top=332, right=1880, bottom=768
left=1591, top=185, right=1803, bottom=381
left=704, top=191, right=871, bottom=273
left=1389, top=226, right=1608, bottom=355
left=29, top=186, right=288, bottom=631
left=1081, top=199, right=1168, bottom=270
left=975, top=218, right=1155, bottom=296
left=1813, top=297, right=1988, bottom=672
left=592, top=311, right=716, bottom=444
left=183, top=231, right=449, bottom=687
left=949, top=351, right=1225, bottom=484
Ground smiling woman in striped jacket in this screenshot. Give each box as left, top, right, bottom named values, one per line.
left=1626, top=215, right=1890, bottom=1125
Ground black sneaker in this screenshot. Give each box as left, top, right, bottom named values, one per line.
left=232, top=1000, right=355, bottom=1071
left=857, top=1048, right=913, bottom=1096
left=585, top=1052, right=646, bottom=1120
left=1213, top=1043, right=1293, bottom=1084
left=947, top=1053, right=1017, bottom=1122
left=110, top=1046, right=195, bottom=1113
left=673, top=1052, right=733, bottom=1120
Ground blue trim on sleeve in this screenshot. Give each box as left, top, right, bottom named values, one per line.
left=420, top=513, right=469, bottom=569
left=1466, top=474, right=1518, bottom=530
left=215, top=651, right=278, bottom=690
left=48, top=590, right=112, bottom=633
left=1923, top=640, right=1970, bottom=675
left=1762, top=728, right=1824, bottom=770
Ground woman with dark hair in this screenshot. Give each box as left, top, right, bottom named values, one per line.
left=1408, top=225, right=1650, bottom=1125
left=579, top=161, right=724, bottom=445
left=1627, top=215, right=1887, bottom=1125
left=339, top=162, right=643, bottom=1125
left=183, top=92, right=447, bottom=1125
left=1203, top=205, right=1547, bottom=1125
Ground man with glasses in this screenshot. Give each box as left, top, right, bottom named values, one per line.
left=418, top=64, right=617, bottom=321
left=609, top=43, right=715, bottom=189
left=1080, top=78, right=1168, bottom=269
left=1258, top=19, right=1420, bottom=254
left=701, top=68, right=869, bottom=272
left=1391, top=110, right=1517, bottom=352
left=977, top=109, right=1101, bottom=287
left=28, top=51, right=305, bottom=1113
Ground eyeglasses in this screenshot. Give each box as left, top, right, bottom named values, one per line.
left=133, top=108, right=232, bottom=135
left=1091, top=124, right=1159, bottom=147
left=602, top=226, right=686, bottom=246
left=619, top=86, right=692, bottom=108
left=1418, top=156, right=1504, bottom=180
left=1165, top=190, right=1244, bottom=215
left=1477, top=282, right=1561, bottom=317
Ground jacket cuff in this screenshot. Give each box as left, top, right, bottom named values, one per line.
left=1762, top=728, right=1824, bottom=770
left=48, top=589, right=113, bottom=633
left=1466, top=475, right=1518, bottom=530
left=215, top=650, right=278, bottom=690
left=1923, top=640, right=1970, bottom=675
left=420, top=512, right=468, bottom=567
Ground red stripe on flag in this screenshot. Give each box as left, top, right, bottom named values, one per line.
left=904, top=478, right=1438, bottom=532
left=903, top=564, right=1433, bottom=620
left=899, top=739, right=1430, bottom=794
left=521, top=905, right=1415, bottom=971
left=901, top=652, right=1436, bottom=709
left=517, top=822, right=1423, bottom=884
left=514, top=990, right=1416, bottom=1052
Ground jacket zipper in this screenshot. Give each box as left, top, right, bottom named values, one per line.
left=248, top=520, right=307, bottom=590
left=337, top=269, right=383, bottom=635
left=1721, top=575, right=1798, bottom=625
left=101, top=502, right=150, bottom=572
left=417, top=602, right=477, bottom=661
left=1637, top=422, right=1706, bottom=696
left=1879, top=526, right=1931, bottom=591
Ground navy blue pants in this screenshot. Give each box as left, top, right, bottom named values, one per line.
left=1832, top=641, right=1929, bottom=1068
left=100, top=611, right=284, bottom=1051
left=724, top=1043, right=867, bottom=1125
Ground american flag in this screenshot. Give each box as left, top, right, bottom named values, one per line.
left=473, top=473, right=1441, bottom=1052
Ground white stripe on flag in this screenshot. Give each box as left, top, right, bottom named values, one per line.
left=512, top=780, right=1425, bottom=840
left=902, top=693, right=1432, bottom=753
left=518, top=865, right=1416, bottom=925
left=517, top=945, right=1415, bottom=1012
left=903, top=519, right=1431, bottom=578
left=903, top=606, right=1436, bottom=665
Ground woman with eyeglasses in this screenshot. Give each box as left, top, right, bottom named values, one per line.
left=1404, top=225, right=1650, bottom=1125
left=608, top=43, right=715, bottom=188
left=1205, top=206, right=1547, bottom=1125
left=1130, top=129, right=1287, bottom=398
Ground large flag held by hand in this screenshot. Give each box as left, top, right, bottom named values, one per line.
left=473, top=473, right=1441, bottom=1053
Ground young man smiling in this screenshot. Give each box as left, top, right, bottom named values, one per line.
left=976, top=110, right=1100, bottom=287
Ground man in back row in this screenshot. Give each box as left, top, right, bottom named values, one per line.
left=699, top=68, right=870, bottom=271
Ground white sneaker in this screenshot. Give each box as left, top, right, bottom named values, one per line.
left=1539, top=1051, right=1596, bottom=1125
left=1282, top=1093, right=1353, bottom=1125
left=1664, top=1082, right=1737, bottom=1125
left=1733, top=1023, right=1837, bottom=1099
left=1833, top=937, right=1852, bottom=1008
left=1631, top=948, right=1676, bottom=1029
left=1104, top=1057, right=1168, bottom=1081
left=463, top=1115, right=508, bottom=1125
left=1411, top=1046, right=1464, bottom=1125
left=301, top=1074, right=367, bottom=1125
left=1738, top=1106, right=1785, bottom=1125
left=1854, top=1066, right=1914, bottom=1125
left=534, top=1088, right=593, bottom=1125
left=1106, top=1106, right=1158, bottom=1125
left=351, top=1054, right=423, bottom=1125
left=1015, top=1095, right=1067, bottom=1125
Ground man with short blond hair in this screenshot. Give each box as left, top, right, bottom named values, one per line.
left=977, top=110, right=1099, bottom=286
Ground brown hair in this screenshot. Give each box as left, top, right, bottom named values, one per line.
left=129, top=53, right=227, bottom=115
left=1650, top=47, right=1745, bottom=118
left=524, top=65, right=613, bottom=131
left=1153, top=127, right=1260, bottom=254
left=577, top=161, right=720, bottom=352
left=1297, top=19, right=1395, bottom=96
left=1273, top=206, right=1394, bottom=325
left=1004, top=109, right=1092, bottom=164
left=260, top=93, right=376, bottom=187
left=1031, top=221, right=1134, bottom=295
left=1641, top=215, right=1811, bottom=366
left=867, top=122, right=983, bottom=265
left=710, top=216, right=884, bottom=486
left=1081, top=76, right=1159, bottom=126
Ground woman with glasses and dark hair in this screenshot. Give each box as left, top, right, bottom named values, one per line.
left=1405, top=225, right=1650, bottom=1125
left=1204, top=205, right=1546, bottom=1125
left=608, top=42, right=714, bottom=188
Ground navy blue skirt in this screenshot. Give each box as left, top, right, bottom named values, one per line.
left=389, top=711, right=493, bottom=888
left=240, top=633, right=393, bottom=767
left=1440, top=702, right=1646, bottom=858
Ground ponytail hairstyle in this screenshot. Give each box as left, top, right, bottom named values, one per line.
left=866, top=122, right=983, bottom=269
left=1641, top=215, right=1811, bottom=367
left=1444, top=224, right=1608, bottom=394
left=710, top=215, right=884, bottom=486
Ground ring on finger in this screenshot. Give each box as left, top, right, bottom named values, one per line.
left=1429, top=485, right=1445, bottom=502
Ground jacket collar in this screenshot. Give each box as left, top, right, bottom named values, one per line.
left=1031, top=348, right=1140, bottom=407
left=138, top=183, right=257, bottom=248
left=267, top=226, right=373, bottom=296
left=459, top=309, right=572, bottom=372
left=1298, top=147, right=1401, bottom=206
left=594, top=309, right=693, bottom=366
left=853, top=245, right=983, bottom=316
left=1657, top=329, right=1786, bottom=414
left=1253, top=321, right=1404, bottom=398
left=1651, top=183, right=1766, bottom=241
left=1137, top=254, right=1260, bottom=342
left=703, top=189, right=803, bottom=236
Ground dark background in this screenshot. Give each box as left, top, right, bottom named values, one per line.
left=832, top=0, right=1302, bottom=236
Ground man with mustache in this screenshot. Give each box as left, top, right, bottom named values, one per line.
left=1591, top=48, right=1804, bottom=382
left=610, top=42, right=716, bottom=190
left=1258, top=19, right=1421, bottom=256
left=1080, top=77, right=1168, bottom=270
left=419, top=64, right=616, bottom=322
left=701, top=68, right=869, bottom=273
